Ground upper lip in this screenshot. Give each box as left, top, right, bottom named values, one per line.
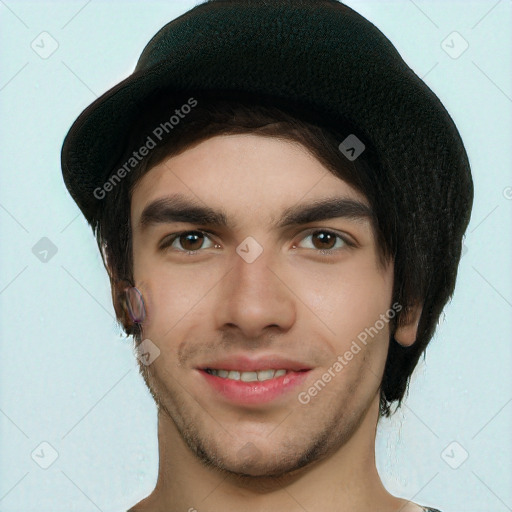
left=198, top=354, right=312, bottom=372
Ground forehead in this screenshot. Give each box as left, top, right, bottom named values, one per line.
left=130, top=133, right=370, bottom=227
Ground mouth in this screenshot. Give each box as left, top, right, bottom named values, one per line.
left=197, top=366, right=311, bottom=405
left=203, top=367, right=302, bottom=382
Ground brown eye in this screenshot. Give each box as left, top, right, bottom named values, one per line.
left=179, top=232, right=205, bottom=251
left=310, top=231, right=337, bottom=250
left=296, top=229, right=351, bottom=254
left=161, top=230, right=216, bottom=252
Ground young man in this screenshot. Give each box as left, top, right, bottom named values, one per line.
left=61, top=1, right=473, bottom=511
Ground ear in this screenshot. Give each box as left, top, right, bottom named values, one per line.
left=394, top=304, right=422, bottom=347
left=111, top=278, right=135, bottom=333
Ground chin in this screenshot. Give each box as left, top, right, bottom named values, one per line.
left=198, top=438, right=323, bottom=479
left=222, top=457, right=301, bottom=478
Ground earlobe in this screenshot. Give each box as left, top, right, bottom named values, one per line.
left=111, top=279, right=136, bottom=332
left=394, top=304, right=422, bottom=347
left=125, top=286, right=146, bottom=323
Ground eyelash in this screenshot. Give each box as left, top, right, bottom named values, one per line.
left=159, top=229, right=355, bottom=257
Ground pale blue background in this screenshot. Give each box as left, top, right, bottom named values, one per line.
left=1, top=1, right=511, bottom=511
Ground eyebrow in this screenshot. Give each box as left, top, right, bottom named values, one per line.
left=137, top=193, right=373, bottom=232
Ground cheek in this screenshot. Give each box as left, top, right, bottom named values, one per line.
left=296, top=258, right=393, bottom=341
left=136, top=259, right=214, bottom=343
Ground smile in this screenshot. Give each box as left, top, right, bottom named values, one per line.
left=204, top=368, right=290, bottom=381
left=198, top=368, right=311, bottom=405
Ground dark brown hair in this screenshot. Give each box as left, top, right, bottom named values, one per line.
left=94, top=90, right=467, bottom=417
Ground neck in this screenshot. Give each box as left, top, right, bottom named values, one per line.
left=130, top=393, right=407, bottom=512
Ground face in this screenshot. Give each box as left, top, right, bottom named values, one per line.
left=130, top=134, right=396, bottom=477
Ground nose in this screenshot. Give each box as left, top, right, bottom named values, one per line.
left=214, top=244, right=296, bottom=340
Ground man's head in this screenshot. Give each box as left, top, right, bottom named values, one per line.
left=60, top=0, right=473, bottom=478
left=96, top=94, right=409, bottom=477
left=91, top=91, right=469, bottom=421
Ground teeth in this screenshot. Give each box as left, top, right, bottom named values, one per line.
left=240, top=371, right=258, bottom=382
left=257, top=369, right=274, bottom=381
left=207, top=368, right=290, bottom=381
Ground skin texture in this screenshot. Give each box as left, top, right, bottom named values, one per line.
left=125, top=134, right=422, bottom=512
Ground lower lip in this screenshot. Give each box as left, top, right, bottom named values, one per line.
left=198, top=369, right=311, bottom=405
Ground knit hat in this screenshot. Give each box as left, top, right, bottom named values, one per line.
left=61, top=0, right=472, bottom=231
